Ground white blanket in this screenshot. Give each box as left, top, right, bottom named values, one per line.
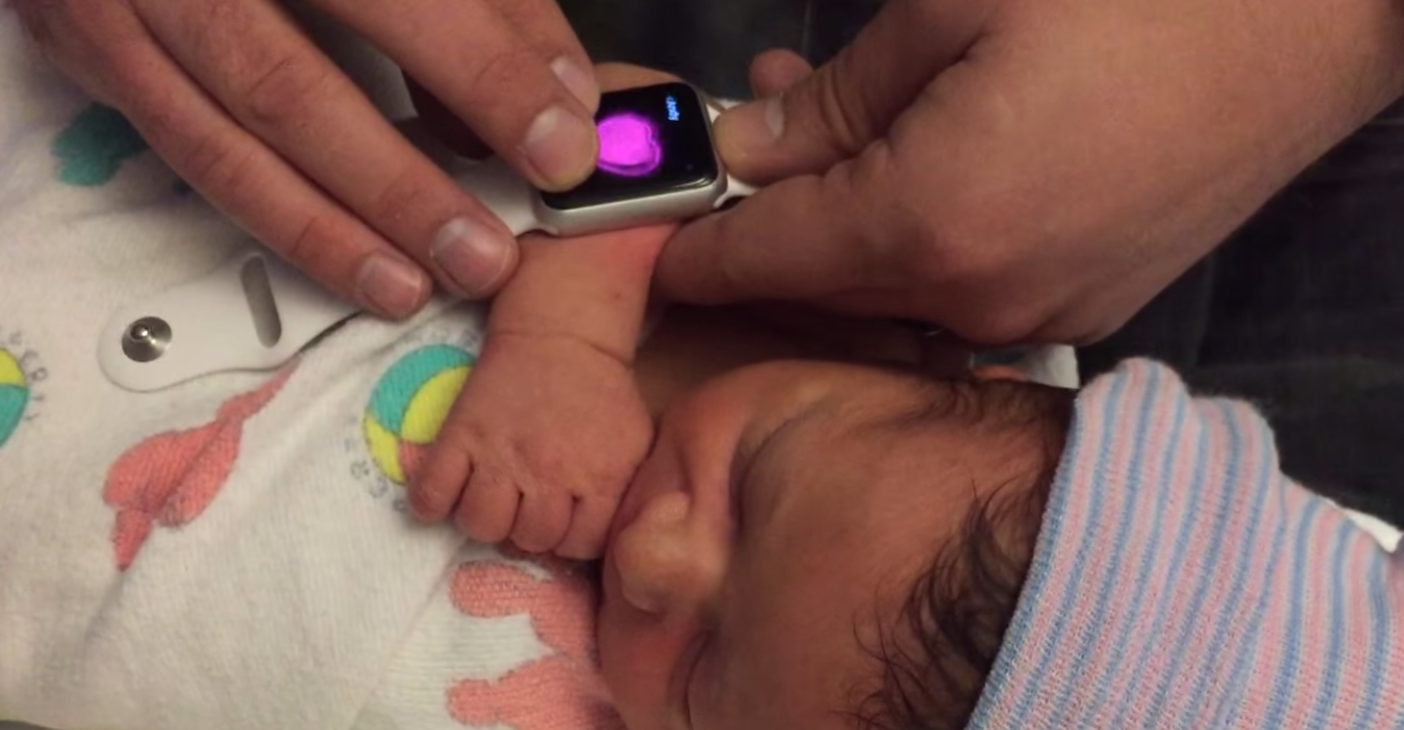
left=0, top=9, right=613, bottom=730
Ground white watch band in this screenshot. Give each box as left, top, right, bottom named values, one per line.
left=97, top=248, right=360, bottom=392
left=454, top=156, right=539, bottom=236
left=97, top=98, right=755, bottom=392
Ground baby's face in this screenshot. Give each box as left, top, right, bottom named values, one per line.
left=597, top=360, right=1056, bottom=730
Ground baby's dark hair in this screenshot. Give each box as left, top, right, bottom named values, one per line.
left=854, top=379, right=1072, bottom=730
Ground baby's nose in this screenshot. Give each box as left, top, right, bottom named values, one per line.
left=611, top=491, right=726, bottom=619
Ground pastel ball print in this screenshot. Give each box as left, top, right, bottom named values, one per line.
left=0, top=349, right=30, bottom=448
left=363, top=344, right=474, bottom=485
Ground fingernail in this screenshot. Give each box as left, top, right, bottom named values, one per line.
left=431, top=217, right=514, bottom=297
left=715, top=96, right=785, bottom=161
left=551, top=55, right=600, bottom=111
left=521, top=105, right=598, bottom=190
left=357, top=253, right=430, bottom=319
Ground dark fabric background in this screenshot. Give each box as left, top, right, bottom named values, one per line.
left=1080, top=98, right=1404, bottom=525
left=558, top=0, right=884, bottom=99
left=559, top=0, right=1404, bottom=524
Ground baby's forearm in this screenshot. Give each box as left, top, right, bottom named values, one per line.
left=485, top=227, right=667, bottom=364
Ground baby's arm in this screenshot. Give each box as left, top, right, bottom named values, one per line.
left=408, top=226, right=671, bottom=559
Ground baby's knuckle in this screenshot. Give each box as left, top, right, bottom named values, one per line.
left=514, top=532, right=552, bottom=554
left=456, top=507, right=491, bottom=540
left=583, top=464, right=632, bottom=499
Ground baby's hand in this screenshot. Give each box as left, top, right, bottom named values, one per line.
left=408, top=331, right=652, bottom=559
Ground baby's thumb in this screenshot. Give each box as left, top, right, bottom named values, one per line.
left=713, top=0, right=989, bottom=182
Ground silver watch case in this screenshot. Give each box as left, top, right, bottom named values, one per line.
left=532, top=87, right=746, bottom=237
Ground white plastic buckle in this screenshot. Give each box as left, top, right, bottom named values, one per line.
left=97, top=248, right=358, bottom=392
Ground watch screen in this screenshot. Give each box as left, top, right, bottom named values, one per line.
left=539, top=82, right=720, bottom=211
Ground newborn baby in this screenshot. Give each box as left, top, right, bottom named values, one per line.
left=6, top=219, right=1400, bottom=730
left=0, top=185, right=1064, bottom=730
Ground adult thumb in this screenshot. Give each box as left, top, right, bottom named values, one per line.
left=714, top=0, right=991, bottom=182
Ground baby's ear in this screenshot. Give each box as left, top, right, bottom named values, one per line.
left=972, top=364, right=1029, bottom=382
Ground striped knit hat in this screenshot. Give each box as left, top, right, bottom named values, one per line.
left=967, top=359, right=1404, bottom=729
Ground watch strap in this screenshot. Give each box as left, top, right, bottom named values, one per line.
left=96, top=248, right=358, bottom=392
left=96, top=160, right=540, bottom=392
left=99, top=94, right=758, bottom=392
left=453, top=157, right=540, bottom=236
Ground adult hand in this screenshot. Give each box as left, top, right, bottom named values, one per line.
left=15, top=0, right=600, bottom=318
left=657, top=0, right=1404, bottom=345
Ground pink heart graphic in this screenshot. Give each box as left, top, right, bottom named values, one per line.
left=595, top=113, right=662, bottom=178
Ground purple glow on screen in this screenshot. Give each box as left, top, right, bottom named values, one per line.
left=596, top=112, right=663, bottom=177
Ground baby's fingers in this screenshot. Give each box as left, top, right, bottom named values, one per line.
left=455, top=473, right=520, bottom=545
left=555, top=495, right=620, bottom=560
left=509, top=490, right=571, bottom=554
left=408, top=436, right=473, bottom=522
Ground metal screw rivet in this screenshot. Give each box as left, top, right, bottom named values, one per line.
left=121, top=316, right=171, bottom=363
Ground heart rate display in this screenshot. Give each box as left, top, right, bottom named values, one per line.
left=540, top=83, right=719, bottom=211
left=595, top=113, right=663, bottom=178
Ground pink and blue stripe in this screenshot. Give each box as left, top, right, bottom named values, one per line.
left=967, top=359, right=1404, bottom=729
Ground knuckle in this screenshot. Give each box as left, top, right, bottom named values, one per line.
left=561, top=528, right=607, bottom=560
left=814, top=66, right=873, bottom=155
left=280, top=213, right=342, bottom=274
left=513, top=530, right=553, bottom=553
left=369, top=168, right=438, bottom=240
left=511, top=513, right=558, bottom=552
left=238, top=52, right=334, bottom=129
left=179, top=131, right=258, bottom=194
left=473, top=48, right=533, bottom=89
left=457, top=509, right=491, bottom=541
left=464, top=48, right=541, bottom=117
left=900, top=202, right=1056, bottom=344
left=408, top=483, right=451, bottom=518
left=903, top=209, right=976, bottom=285
left=509, top=436, right=560, bottom=476
left=898, top=183, right=1008, bottom=288
left=461, top=495, right=512, bottom=542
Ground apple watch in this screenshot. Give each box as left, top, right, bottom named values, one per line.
left=464, top=81, right=754, bottom=237
left=97, top=82, right=756, bottom=392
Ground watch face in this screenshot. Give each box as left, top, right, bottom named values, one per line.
left=539, top=82, right=720, bottom=211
